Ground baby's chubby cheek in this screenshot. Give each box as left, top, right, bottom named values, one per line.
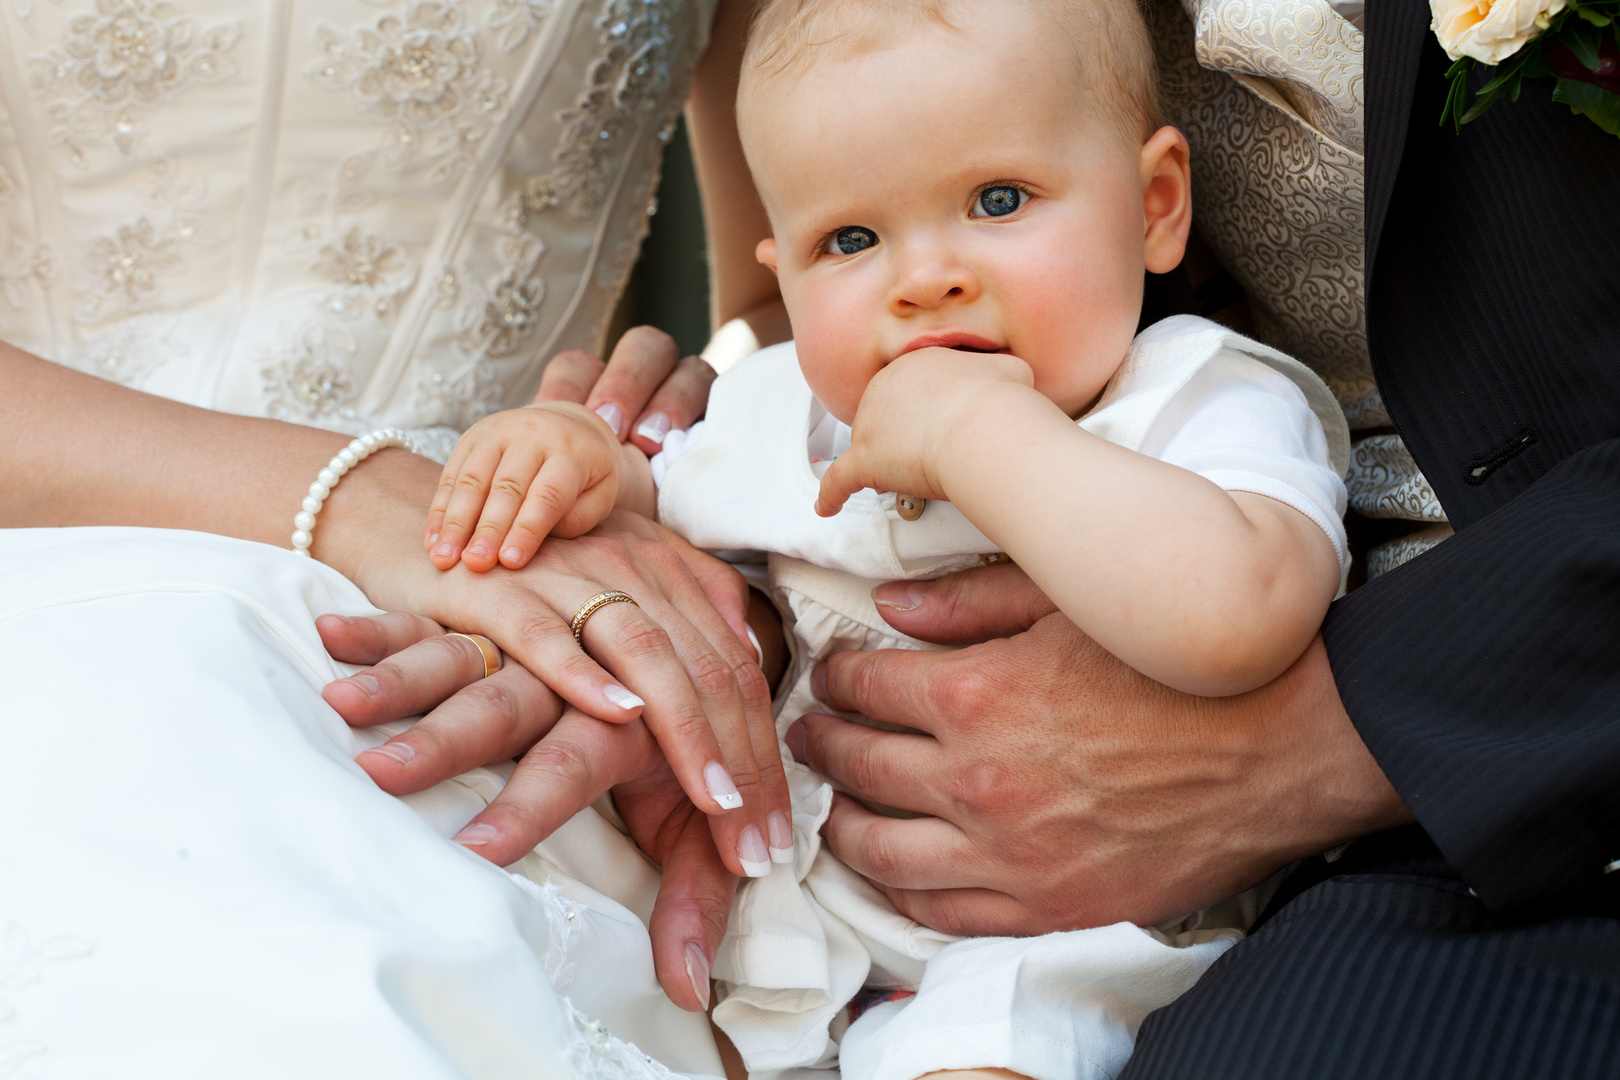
left=796, top=338, right=874, bottom=426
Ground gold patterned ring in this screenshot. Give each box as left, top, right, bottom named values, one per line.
left=571, top=590, right=639, bottom=648
left=445, top=632, right=502, bottom=679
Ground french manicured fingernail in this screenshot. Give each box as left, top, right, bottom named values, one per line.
left=684, top=941, right=711, bottom=1010
left=768, top=811, right=795, bottom=864
left=453, top=823, right=499, bottom=847
left=501, top=546, right=523, bottom=564
left=738, top=825, right=771, bottom=877
left=602, top=684, right=645, bottom=711
left=810, top=663, right=828, bottom=704
left=873, top=581, right=928, bottom=612
left=705, top=761, right=743, bottom=810
left=595, top=401, right=624, bottom=436
left=346, top=673, right=381, bottom=697
left=785, top=722, right=808, bottom=764
left=361, top=740, right=414, bottom=765
left=636, top=412, right=672, bottom=444
left=745, top=624, right=762, bottom=663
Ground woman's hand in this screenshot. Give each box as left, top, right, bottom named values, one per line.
left=338, top=507, right=793, bottom=880
left=319, top=611, right=735, bottom=1013
left=815, top=347, right=1035, bottom=517
left=540, top=325, right=717, bottom=457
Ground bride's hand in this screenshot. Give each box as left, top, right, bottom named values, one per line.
left=336, top=510, right=791, bottom=879
left=319, top=610, right=735, bottom=1013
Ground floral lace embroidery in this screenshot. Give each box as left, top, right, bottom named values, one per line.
left=456, top=233, right=546, bottom=360
left=487, top=0, right=552, bottom=51
left=73, top=157, right=213, bottom=325
left=503, top=0, right=677, bottom=225
left=0, top=240, right=53, bottom=312
left=308, top=1, right=511, bottom=183
left=66, top=312, right=187, bottom=385
left=26, top=0, right=241, bottom=165
left=0, top=921, right=94, bottom=1076
left=259, top=321, right=372, bottom=428
left=313, top=225, right=417, bottom=323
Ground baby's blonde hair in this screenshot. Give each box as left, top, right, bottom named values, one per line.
left=741, top=0, right=1163, bottom=140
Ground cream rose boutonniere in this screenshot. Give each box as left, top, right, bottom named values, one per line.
left=1436, top=0, right=1620, bottom=136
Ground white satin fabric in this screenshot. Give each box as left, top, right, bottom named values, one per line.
left=0, top=527, right=724, bottom=1080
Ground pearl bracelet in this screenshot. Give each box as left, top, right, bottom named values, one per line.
left=290, top=428, right=418, bottom=557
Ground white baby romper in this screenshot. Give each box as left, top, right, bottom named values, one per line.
left=655, top=315, right=1353, bottom=1080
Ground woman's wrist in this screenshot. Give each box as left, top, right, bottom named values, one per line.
left=311, top=445, right=442, bottom=606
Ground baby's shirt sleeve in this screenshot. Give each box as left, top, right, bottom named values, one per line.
left=1137, top=348, right=1351, bottom=578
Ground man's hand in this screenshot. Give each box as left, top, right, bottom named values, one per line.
left=790, top=562, right=1413, bottom=935
left=318, top=612, right=734, bottom=1014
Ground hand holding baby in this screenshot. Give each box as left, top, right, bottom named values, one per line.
left=814, top=346, right=1037, bottom=518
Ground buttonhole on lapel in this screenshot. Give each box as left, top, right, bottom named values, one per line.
left=1464, top=428, right=1536, bottom=486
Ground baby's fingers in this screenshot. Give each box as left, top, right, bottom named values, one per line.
left=432, top=443, right=505, bottom=569
left=815, top=454, right=866, bottom=517
left=497, top=459, right=587, bottom=569
left=459, top=449, right=554, bottom=572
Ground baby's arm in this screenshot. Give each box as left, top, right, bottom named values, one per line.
left=817, top=348, right=1338, bottom=696
left=425, top=401, right=654, bottom=572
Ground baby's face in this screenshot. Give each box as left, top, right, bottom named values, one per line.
left=743, top=4, right=1187, bottom=423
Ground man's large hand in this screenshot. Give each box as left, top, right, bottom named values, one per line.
left=792, top=563, right=1414, bottom=935
left=319, top=612, right=734, bottom=1014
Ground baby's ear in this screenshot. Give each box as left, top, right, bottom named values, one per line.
left=755, top=237, right=779, bottom=274
left=1140, top=126, right=1192, bottom=275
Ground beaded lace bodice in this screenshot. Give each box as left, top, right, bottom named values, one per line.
left=0, top=0, right=715, bottom=460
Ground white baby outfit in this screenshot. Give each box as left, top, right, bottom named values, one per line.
left=653, top=315, right=1352, bottom=1080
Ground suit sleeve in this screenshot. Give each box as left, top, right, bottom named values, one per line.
left=1322, top=437, right=1620, bottom=911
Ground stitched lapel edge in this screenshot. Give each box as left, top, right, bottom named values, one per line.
left=1366, top=0, right=1433, bottom=281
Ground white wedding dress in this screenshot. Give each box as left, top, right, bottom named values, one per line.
left=0, top=2, right=727, bottom=1077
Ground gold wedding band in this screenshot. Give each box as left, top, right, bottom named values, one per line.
left=445, top=632, right=501, bottom=679
left=571, top=590, right=639, bottom=648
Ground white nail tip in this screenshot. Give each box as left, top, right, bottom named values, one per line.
left=602, top=684, right=645, bottom=710
left=745, top=624, right=762, bottom=662
left=740, top=858, right=772, bottom=878
left=594, top=402, right=624, bottom=433
left=770, top=846, right=795, bottom=865
left=705, top=761, right=743, bottom=809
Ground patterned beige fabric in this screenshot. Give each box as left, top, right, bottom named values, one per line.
left=1146, top=0, right=1450, bottom=574
left=0, top=0, right=715, bottom=459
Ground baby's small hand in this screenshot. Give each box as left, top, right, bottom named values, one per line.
left=815, top=347, right=1034, bottom=517
left=425, top=402, right=623, bottom=572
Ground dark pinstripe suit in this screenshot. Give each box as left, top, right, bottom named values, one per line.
left=1120, top=1, right=1620, bottom=1074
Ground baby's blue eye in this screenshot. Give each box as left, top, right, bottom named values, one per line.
left=828, top=226, right=878, bottom=255
left=974, top=186, right=1026, bottom=218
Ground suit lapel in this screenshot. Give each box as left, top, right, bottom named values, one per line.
left=1366, top=0, right=1436, bottom=278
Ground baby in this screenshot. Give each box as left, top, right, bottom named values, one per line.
left=429, top=1, right=1350, bottom=1078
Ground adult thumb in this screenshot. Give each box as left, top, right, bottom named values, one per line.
left=871, top=561, right=1057, bottom=645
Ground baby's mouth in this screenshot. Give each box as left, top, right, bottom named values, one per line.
left=900, top=332, right=1008, bottom=355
